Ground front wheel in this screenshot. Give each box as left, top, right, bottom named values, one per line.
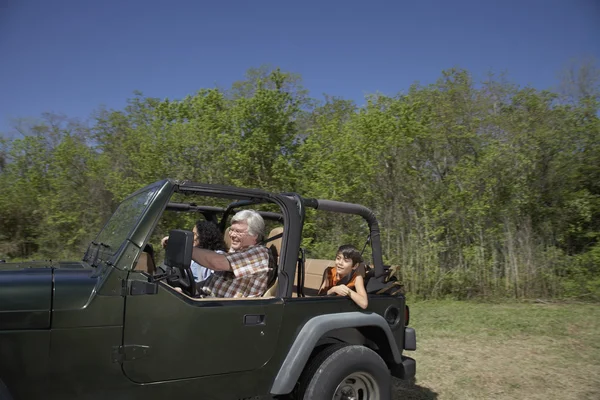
left=297, top=344, right=391, bottom=400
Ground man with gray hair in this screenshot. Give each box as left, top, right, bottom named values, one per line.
left=190, top=209, right=271, bottom=298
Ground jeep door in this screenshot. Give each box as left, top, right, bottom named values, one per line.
left=120, top=278, right=284, bottom=383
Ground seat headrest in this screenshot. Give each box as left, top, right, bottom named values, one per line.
left=267, top=226, right=283, bottom=255
left=356, top=262, right=367, bottom=278
left=134, top=251, right=156, bottom=274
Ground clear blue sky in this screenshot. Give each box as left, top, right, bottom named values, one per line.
left=1, top=0, right=599, bottom=134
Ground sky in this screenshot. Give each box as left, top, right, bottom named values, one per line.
left=1, top=0, right=599, bottom=134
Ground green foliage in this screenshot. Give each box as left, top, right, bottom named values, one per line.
left=1, top=62, right=598, bottom=300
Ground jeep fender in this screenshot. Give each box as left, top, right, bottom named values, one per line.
left=270, top=312, right=402, bottom=395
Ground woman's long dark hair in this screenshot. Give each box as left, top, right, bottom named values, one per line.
left=195, top=220, right=227, bottom=252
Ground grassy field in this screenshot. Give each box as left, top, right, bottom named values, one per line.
left=392, top=300, right=600, bottom=400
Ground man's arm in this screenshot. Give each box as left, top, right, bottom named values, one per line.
left=191, top=248, right=231, bottom=271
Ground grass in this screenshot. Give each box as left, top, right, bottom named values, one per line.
left=393, top=300, right=600, bottom=400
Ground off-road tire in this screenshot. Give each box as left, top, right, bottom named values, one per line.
left=296, top=344, right=391, bottom=400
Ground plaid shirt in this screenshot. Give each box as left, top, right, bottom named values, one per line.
left=199, top=245, right=270, bottom=298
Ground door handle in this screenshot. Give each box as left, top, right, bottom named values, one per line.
left=244, top=314, right=266, bottom=326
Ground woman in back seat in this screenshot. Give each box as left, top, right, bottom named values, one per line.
left=317, top=244, right=369, bottom=309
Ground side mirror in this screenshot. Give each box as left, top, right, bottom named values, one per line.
left=164, top=229, right=194, bottom=269
left=163, top=229, right=197, bottom=297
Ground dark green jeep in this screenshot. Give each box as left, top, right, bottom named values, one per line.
left=0, top=179, right=416, bottom=400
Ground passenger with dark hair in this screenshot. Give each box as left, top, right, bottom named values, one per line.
left=190, top=220, right=227, bottom=282
left=161, top=220, right=226, bottom=282
left=317, top=244, right=369, bottom=309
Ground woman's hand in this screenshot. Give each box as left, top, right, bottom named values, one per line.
left=161, top=236, right=169, bottom=248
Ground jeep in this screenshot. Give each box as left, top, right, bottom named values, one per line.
left=0, top=178, right=416, bottom=399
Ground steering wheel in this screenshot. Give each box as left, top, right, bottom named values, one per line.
left=179, top=264, right=197, bottom=297
left=165, top=264, right=197, bottom=297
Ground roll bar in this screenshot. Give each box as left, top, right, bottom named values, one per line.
left=303, top=198, right=386, bottom=279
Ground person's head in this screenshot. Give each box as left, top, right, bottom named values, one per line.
left=228, top=209, right=265, bottom=251
left=335, top=244, right=363, bottom=278
left=193, top=220, right=227, bottom=252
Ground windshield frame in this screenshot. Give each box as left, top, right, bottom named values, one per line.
left=84, top=180, right=167, bottom=269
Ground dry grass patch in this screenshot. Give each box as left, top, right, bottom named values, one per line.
left=393, top=301, right=600, bottom=400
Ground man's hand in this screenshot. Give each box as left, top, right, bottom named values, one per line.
left=161, top=236, right=169, bottom=248
left=327, top=284, right=352, bottom=297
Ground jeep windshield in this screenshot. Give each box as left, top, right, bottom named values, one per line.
left=84, top=183, right=162, bottom=267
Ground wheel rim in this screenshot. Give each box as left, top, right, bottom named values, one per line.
left=333, top=371, right=380, bottom=400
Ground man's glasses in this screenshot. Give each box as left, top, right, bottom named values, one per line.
left=229, top=229, right=249, bottom=237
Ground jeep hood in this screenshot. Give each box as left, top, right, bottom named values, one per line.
left=0, top=261, right=97, bottom=330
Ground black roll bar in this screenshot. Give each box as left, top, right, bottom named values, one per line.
left=303, top=198, right=386, bottom=280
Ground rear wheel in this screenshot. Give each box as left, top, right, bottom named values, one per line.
left=297, top=344, right=391, bottom=400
